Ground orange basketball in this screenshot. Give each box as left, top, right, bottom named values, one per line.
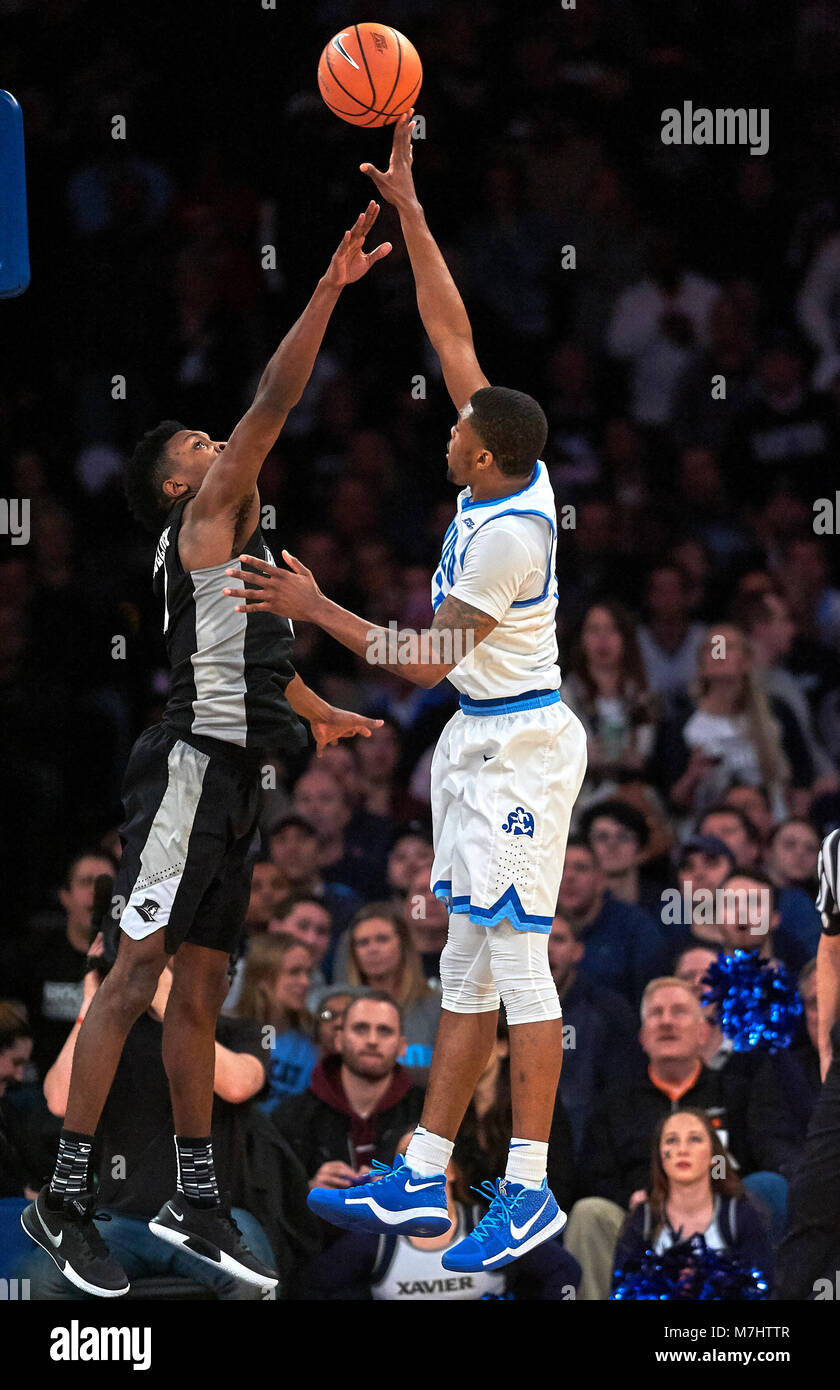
left=318, top=22, right=422, bottom=127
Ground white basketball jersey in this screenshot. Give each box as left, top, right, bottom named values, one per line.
left=431, top=461, right=561, bottom=700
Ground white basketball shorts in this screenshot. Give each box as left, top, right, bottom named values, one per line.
left=430, top=688, right=587, bottom=933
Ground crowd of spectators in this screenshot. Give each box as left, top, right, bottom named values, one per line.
left=3, top=0, right=840, bottom=1299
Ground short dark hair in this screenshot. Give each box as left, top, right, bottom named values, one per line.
left=468, top=386, right=548, bottom=478
left=63, top=848, right=116, bottom=890
left=722, top=865, right=780, bottom=910
left=579, top=798, right=650, bottom=849
left=123, top=420, right=184, bottom=531
left=343, top=989, right=403, bottom=1031
left=271, top=891, right=332, bottom=923
left=699, top=805, right=761, bottom=845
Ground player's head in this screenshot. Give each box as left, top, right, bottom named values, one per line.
left=445, top=386, right=547, bottom=488
left=123, top=421, right=226, bottom=530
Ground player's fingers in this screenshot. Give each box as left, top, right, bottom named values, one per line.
left=368, top=241, right=392, bottom=263
left=281, top=549, right=310, bottom=575
left=222, top=588, right=256, bottom=602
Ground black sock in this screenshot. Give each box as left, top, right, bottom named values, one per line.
left=174, top=1135, right=220, bottom=1207
left=48, top=1129, right=95, bottom=1206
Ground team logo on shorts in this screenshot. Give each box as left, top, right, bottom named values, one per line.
left=501, top=807, right=535, bottom=838
left=134, top=898, right=161, bottom=923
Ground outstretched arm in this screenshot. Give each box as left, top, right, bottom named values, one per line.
left=189, top=203, right=392, bottom=523
left=224, top=552, right=498, bottom=689
left=361, top=113, right=489, bottom=411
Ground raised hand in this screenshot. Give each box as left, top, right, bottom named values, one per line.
left=325, top=200, right=392, bottom=287
left=360, top=109, right=419, bottom=211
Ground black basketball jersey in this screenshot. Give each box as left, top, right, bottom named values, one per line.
left=152, top=499, right=307, bottom=753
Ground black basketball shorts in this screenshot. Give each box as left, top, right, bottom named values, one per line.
left=108, top=723, right=262, bottom=956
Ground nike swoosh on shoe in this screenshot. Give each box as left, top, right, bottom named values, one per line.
left=509, top=1195, right=550, bottom=1241
left=37, top=1206, right=63, bottom=1248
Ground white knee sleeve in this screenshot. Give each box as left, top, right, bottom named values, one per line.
left=439, top=914, right=501, bottom=1014
left=487, top=918, right=562, bottom=1025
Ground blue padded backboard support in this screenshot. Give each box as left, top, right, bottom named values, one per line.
left=0, top=90, right=30, bottom=298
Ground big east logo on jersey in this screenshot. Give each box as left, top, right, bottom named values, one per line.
left=501, top=807, right=535, bottom=838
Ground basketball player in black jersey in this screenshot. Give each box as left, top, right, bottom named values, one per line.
left=21, top=202, right=391, bottom=1297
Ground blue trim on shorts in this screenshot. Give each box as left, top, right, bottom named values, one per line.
left=432, top=879, right=452, bottom=903
left=451, top=884, right=554, bottom=933
left=459, top=688, right=562, bottom=717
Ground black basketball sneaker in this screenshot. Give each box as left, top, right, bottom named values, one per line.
left=21, top=1188, right=130, bottom=1297
left=148, top=1193, right=278, bottom=1289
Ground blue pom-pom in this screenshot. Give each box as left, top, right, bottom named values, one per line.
left=700, top=949, right=802, bottom=1053
left=611, top=1235, right=769, bottom=1301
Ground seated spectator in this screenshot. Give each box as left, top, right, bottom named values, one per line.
left=26, top=956, right=281, bottom=1299
left=650, top=624, right=811, bottom=824
left=746, top=960, right=821, bottom=1182
left=267, top=813, right=363, bottom=943
left=635, top=565, right=706, bottom=710
left=1, top=849, right=115, bottom=1077
left=271, top=993, right=424, bottom=1190
left=662, top=833, right=736, bottom=959
left=547, top=909, right=640, bottom=1153
left=244, top=860, right=284, bottom=934
left=579, top=798, right=666, bottom=917
left=354, top=719, right=429, bottom=823
left=0, top=1005, right=43, bottom=1277
left=457, top=1016, right=575, bottom=1211
left=267, top=892, right=334, bottom=1002
left=555, top=838, right=669, bottom=1008
left=612, top=1108, right=774, bottom=1298
left=566, top=977, right=770, bottom=1299
left=232, top=933, right=317, bottom=1106
left=699, top=805, right=763, bottom=869
left=406, top=867, right=450, bottom=981
left=766, top=816, right=821, bottom=896
left=309, top=986, right=370, bottom=1060
left=730, top=588, right=840, bottom=797
left=674, top=943, right=731, bottom=1069
left=295, top=1127, right=581, bottom=1301
left=723, top=783, right=775, bottom=845
left=561, top=601, right=658, bottom=806
left=696, top=867, right=816, bottom=975
left=386, top=829, right=435, bottom=908
left=294, top=764, right=391, bottom=899
left=344, top=905, right=441, bottom=1074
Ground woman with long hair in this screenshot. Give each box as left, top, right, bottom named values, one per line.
left=345, top=904, right=440, bottom=1073
left=562, top=600, right=670, bottom=862
left=563, top=602, right=658, bottom=788
left=652, top=622, right=810, bottom=824
left=611, top=1107, right=773, bottom=1296
left=233, top=932, right=317, bottom=1108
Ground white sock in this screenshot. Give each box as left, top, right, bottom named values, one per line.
left=404, top=1126, right=453, bottom=1179
left=505, top=1138, right=548, bottom=1190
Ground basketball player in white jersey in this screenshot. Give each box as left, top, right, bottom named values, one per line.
left=223, top=113, right=587, bottom=1271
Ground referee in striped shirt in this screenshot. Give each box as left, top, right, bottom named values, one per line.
left=775, top=829, right=840, bottom=1298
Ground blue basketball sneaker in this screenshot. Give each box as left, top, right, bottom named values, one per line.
left=307, top=1155, right=452, bottom=1236
left=441, top=1177, right=566, bottom=1272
